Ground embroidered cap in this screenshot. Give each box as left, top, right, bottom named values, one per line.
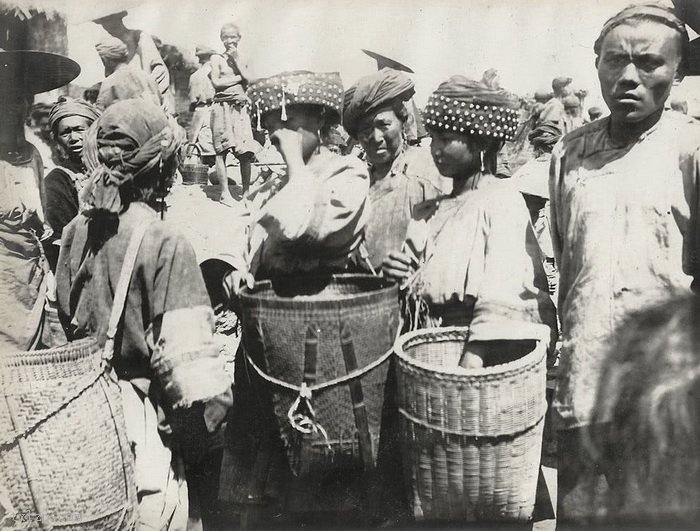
left=247, top=70, right=344, bottom=130
left=423, top=75, right=520, bottom=141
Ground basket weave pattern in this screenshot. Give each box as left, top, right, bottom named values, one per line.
left=0, top=338, right=137, bottom=530
left=239, top=275, right=399, bottom=476
left=395, top=327, right=546, bottom=522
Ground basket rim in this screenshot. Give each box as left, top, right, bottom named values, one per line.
left=394, top=326, right=546, bottom=378
left=0, top=337, right=100, bottom=368
left=239, top=273, right=398, bottom=309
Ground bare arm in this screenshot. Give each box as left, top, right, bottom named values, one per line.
left=209, top=54, right=242, bottom=90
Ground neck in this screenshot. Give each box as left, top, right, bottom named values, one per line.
left=451, top=169, right=484, bottom=196
left=609, top=108, right=663, bottom=145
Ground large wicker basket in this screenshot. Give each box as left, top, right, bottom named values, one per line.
left=394, top=327, right=546, bottom=522
left=0, top=339, right=137, bottom=530
left=238, top=274, right=399, bottom=478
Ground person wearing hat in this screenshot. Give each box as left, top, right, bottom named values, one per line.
left=187, top=45, right=217, bottom=163
left=56, top=99, right=233, bottom=531
left=0, top=48, right=79, bottom=351
left=563, top=94, right=583, bottom=130
left=93, top=10, right=174, bottom=114
left=586, top=105, right=603, bottom=122
left=218, top=70, right=370, bottom=521
left=513, top=121, right=562, bottom=297
left=549, top=3, right=700, bottom=522
left=383, top=76, right=557, bottom=369
left=42, top=98, right=101, bottom=271
left=538, top=75, right=575, bottom=133
left=343, top=67, right=441, bottom=273
left=95, top=35, right=163, bottom=111
left=209, top=21, right=262, bottom=204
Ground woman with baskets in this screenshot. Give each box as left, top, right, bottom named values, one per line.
left=383, top=76, right=557, bottom=366
left=55, top=99, right=233, bottom=530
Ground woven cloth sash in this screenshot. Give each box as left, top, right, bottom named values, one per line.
left=1, top=224, right=148, bottom=447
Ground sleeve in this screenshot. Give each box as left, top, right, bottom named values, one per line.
left=255, top=159, right=369, bottom=253
left=469, top=193, right=556, bottom=344
left=139, top=33, right=171, bottom=98
left=44, top=170, right=79, bottom=239
left=549, top=143, right=569, bottom=311
left=684, top=148, right=700, bottom=287
left=144, top=230, right=232, bottom=422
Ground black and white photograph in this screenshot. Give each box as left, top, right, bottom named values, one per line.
left=2, top=0, right=700, bottom=529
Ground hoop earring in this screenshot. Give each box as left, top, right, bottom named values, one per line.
left=480, top=151, right=485, bottom=173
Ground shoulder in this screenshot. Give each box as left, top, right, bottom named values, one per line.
left=661, top=111, right=700, bottom=155
left=318, top=150, right=369, bottom=181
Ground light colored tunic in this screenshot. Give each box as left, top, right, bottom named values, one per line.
left=407, top=173, right=556, bottom=343
left=243, top=147, right=370, bottom=277
left=549, top=112, right=700, bottom=429
left=363, top=146, right=440, bottom=270
left=0, top=146, right=50, bottom=351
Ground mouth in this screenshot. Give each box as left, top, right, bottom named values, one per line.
left=614, top=93, right=641, bottom=103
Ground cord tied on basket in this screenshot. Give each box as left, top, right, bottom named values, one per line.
left=286, top=382, right=331, bottom=450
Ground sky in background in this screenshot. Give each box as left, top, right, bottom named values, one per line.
left=59, top=0, right=700, bottom=112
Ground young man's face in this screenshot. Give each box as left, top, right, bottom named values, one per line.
left=220, top=29, right=241, bottom=53
left=597, top=21, right=682, bottom=124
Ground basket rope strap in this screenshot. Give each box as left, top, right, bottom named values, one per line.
left=245, top=318, right=402, bottom=442
left=1, top=225, right=148, bottom=448
left=339, top=322, right=374, bottom=471
left=102, top=223, right=149, bottom=366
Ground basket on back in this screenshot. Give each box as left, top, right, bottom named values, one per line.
left=238, top=274, right=399, bottom=478
left=0, top=339, right=137, bottom=530
left=394, top=327, right=547, bottom=522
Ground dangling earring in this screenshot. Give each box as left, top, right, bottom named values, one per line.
left=316, top=127, right=322, bottom=154
left=480, top=151, right=486, bottom=173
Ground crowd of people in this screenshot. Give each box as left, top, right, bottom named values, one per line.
left=3, top=1, right=700, bottom=529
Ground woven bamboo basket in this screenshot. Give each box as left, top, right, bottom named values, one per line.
left=394, top=327, right=547, bottom=522
left=0, top=338, right=137, bottom=530
left=181, top=143, right=209, bottom=185
left=238, top=274, right=399, bottom=478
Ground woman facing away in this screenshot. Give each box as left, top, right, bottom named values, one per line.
left=383, top=76, right=558, bottom=368
left=55, top=99, right=232, bottom=530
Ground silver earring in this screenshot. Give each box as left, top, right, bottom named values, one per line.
left=480, top=151, right=485, bottom=173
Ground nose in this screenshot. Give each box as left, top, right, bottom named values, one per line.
left=369, top=128, right=383, bottom=144
left=617, top=62, right=641, bottom=87
left=69, top=131, right=82, bottom=142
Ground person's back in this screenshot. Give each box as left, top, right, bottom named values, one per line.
left=97, top=62, right=162, bottom=110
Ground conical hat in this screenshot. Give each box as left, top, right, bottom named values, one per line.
left=0, top=49, right=80, bottom=94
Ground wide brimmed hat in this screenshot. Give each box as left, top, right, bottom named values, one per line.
left=247, top=70, right=344, bottom=128
left=362, top=49, right=414, bottom=73
left=0, top=49, right=80, bottom=94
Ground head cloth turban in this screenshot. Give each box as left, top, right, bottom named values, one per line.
left=48, top=98, right=101, bottom=133
left=83, top=98, right=184, bottom=213
left=95, top=36, right=129, bottom=61
left=342, top=67, right=415, bottom=139
left=594, top=2, right=689, bottom=74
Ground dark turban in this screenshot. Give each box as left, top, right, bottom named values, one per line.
left=48, top=97, right=101, bottom=133
left=528, top=121, right=562, bottom=151
left=343, top=67, right=415, bottom=139
left=423, top=76, right=520, bottom=141
left=95, top=36, right=129, bottom=61
left=594, top=2, right=689, bottom=73
left=83, top=99, right=184, bottom=213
